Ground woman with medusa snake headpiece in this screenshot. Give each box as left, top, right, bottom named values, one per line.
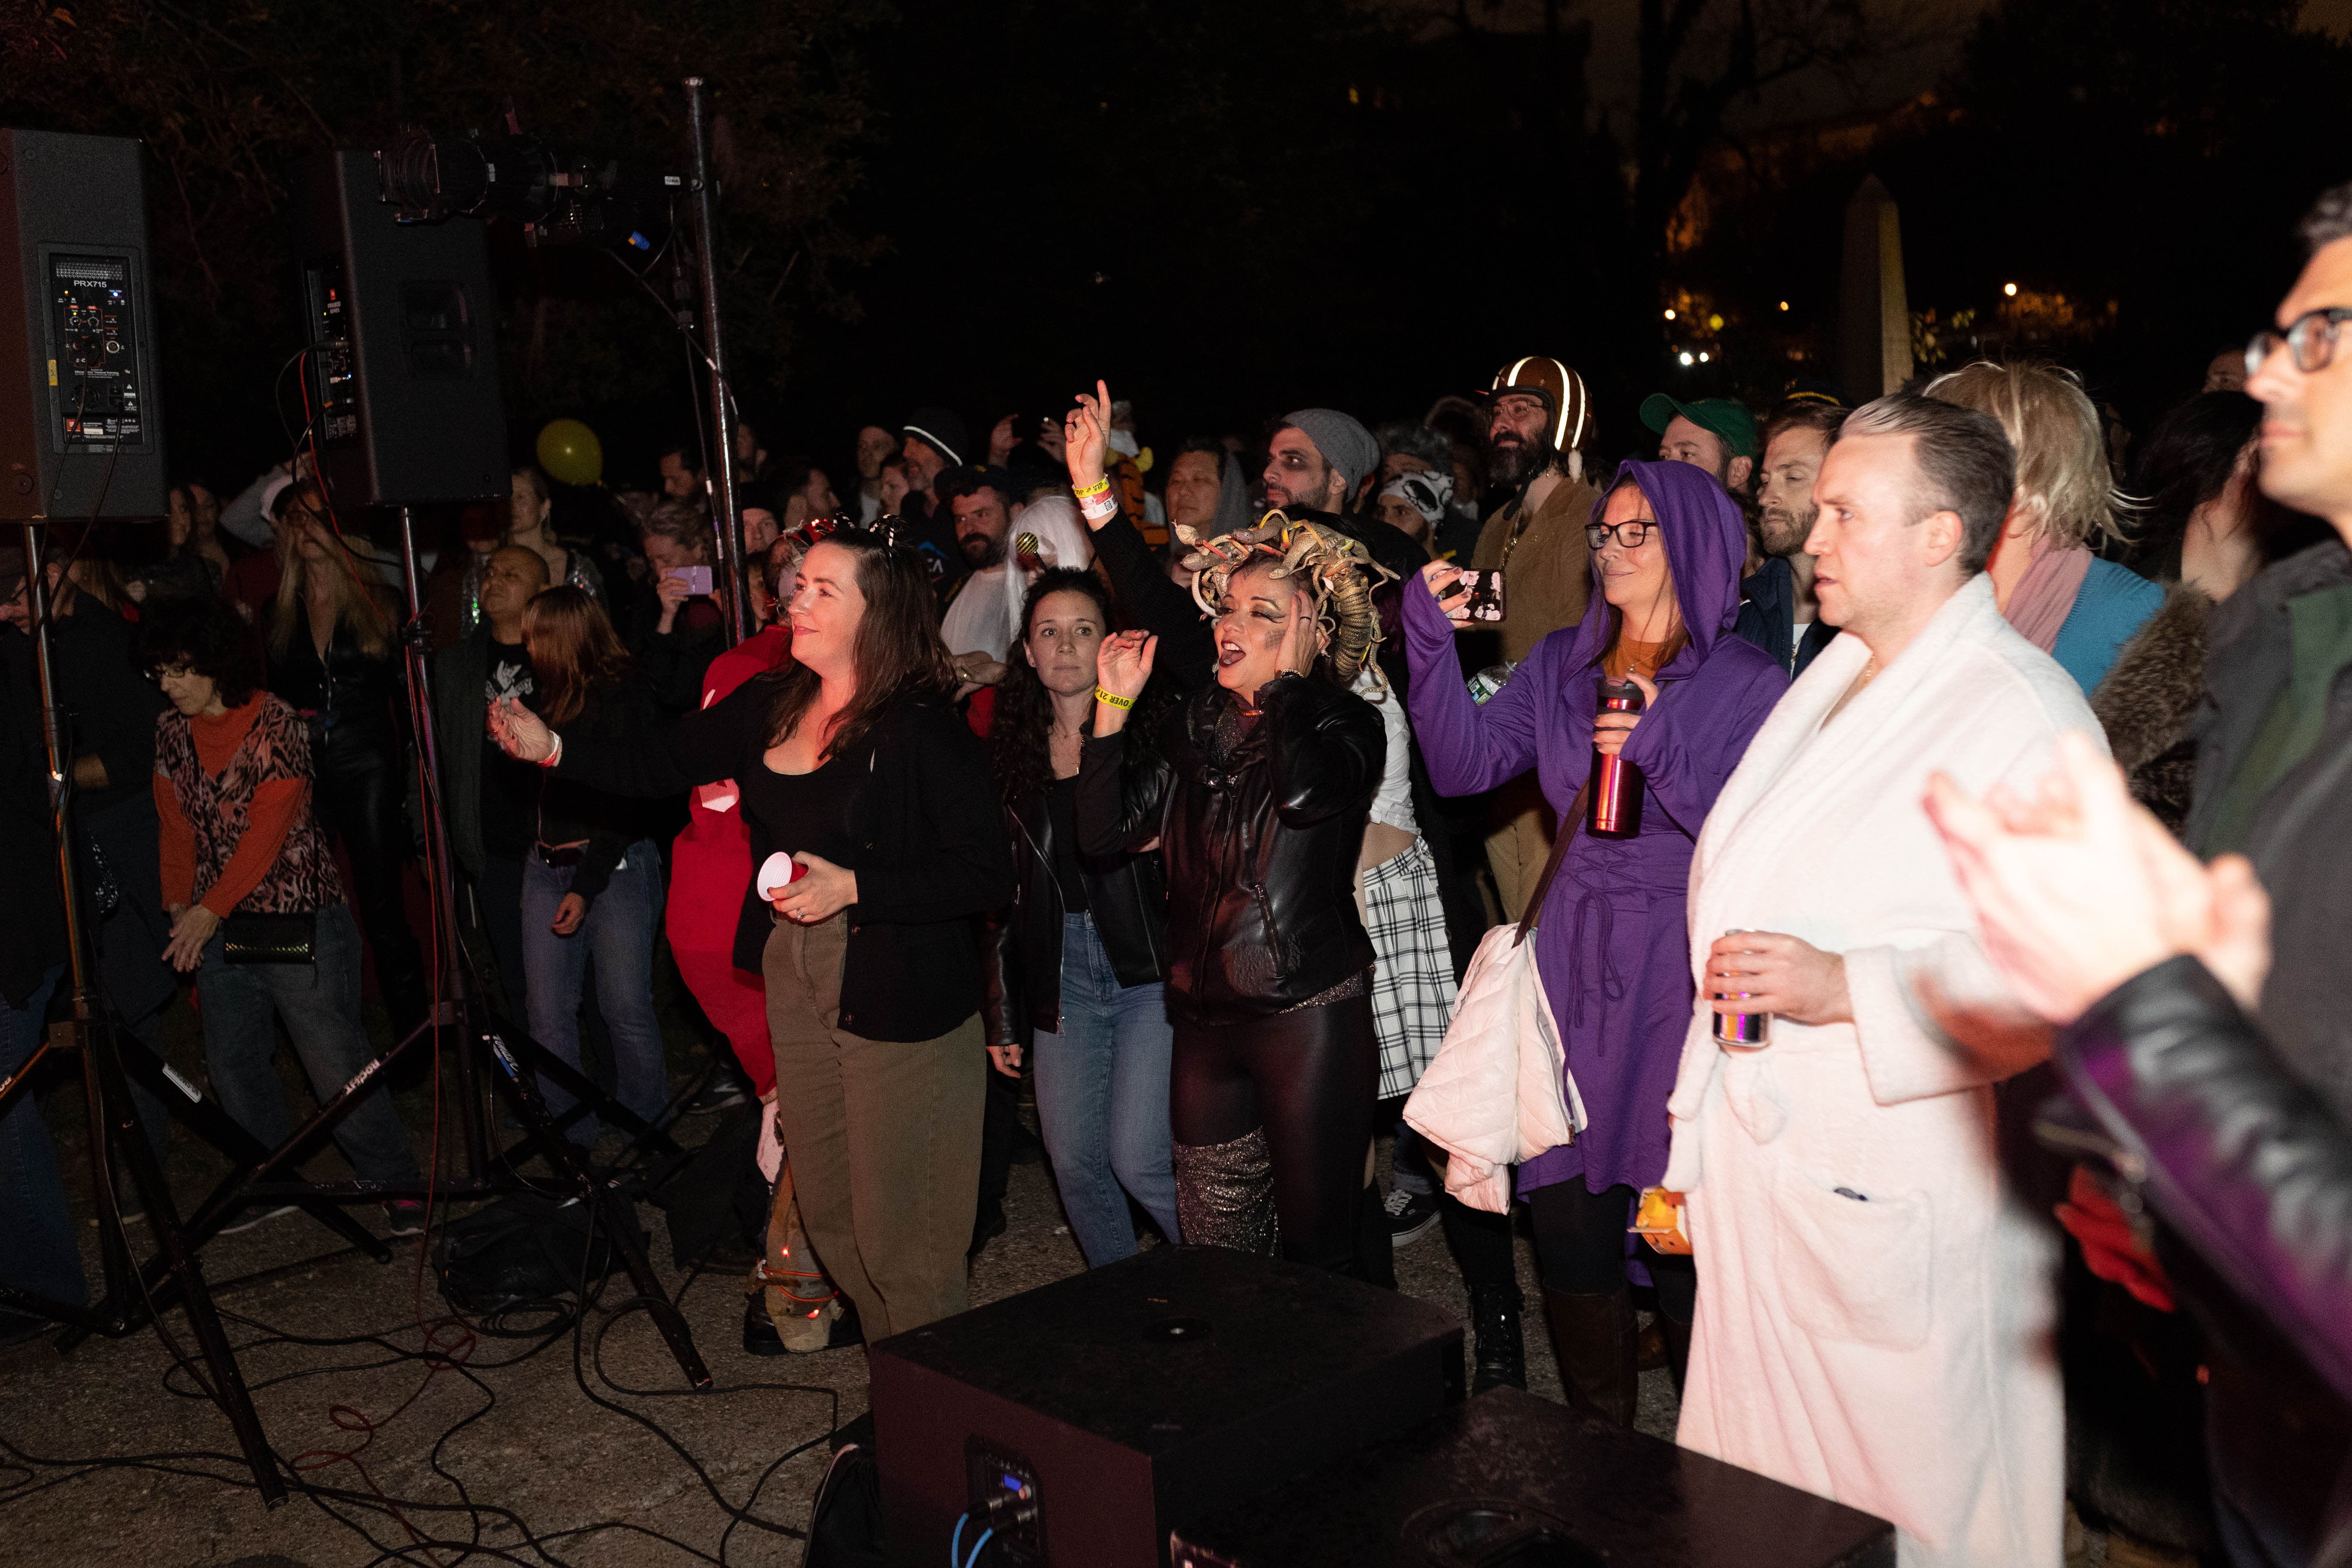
left=1063, top=380, right=1400, bottom=1280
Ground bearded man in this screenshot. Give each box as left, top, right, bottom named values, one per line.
left=1735, top=397, right=1846, bottom=678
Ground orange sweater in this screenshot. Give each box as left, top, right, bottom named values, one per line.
left=154, top=698, right=309, bottom=917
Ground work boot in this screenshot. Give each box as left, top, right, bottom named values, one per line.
left=1468, top=1282, right=1527, bottom=1394
left=1171, top=1128, right=1276, bottom=1255
left=1541, top=1286, right=1638, bottom=1427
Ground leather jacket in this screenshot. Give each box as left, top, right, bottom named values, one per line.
left=984, top=757, right=1170, bottom=1050
left=267, top=598, right=406, bottom=772
left=1077, top=673, right=1381, bottom=1027
left=2062, top=956, right=2352, bottom=1563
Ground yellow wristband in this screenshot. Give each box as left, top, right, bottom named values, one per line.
left=1074, top=477, right=1112, bottom=499
left=1093, top=686, right=1134, bottom=710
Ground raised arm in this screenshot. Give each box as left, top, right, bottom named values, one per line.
left=1064, top=377, right=1213, bottom=689
left=492, top=674, right=766, bottom=796
left=1400, top=568, right=1545, bottom=797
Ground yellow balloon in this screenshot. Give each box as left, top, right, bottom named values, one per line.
left=536, top=418, right=603, bottom=487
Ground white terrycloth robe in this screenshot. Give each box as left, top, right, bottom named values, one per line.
left=1663, top=576, right=2096, bottom=1568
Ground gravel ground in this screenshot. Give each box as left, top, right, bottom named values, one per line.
left=0, top=987, right=1676, bottom=1567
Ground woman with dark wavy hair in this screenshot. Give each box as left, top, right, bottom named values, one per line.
left=490, top=527, right=1010, bottom=1338
left=984, top=567, right=1181, bottom=1268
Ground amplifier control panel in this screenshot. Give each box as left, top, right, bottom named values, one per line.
left=48, top=253, right=144, bottom=444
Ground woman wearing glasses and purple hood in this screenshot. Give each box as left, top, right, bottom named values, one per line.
left=1402, top=459, right=1785, bottom=1425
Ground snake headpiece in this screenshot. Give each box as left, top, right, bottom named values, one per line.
left=1174, top=509, right=1400, bottom=691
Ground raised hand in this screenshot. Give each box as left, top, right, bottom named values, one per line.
left=1096, top=628, right=1156, bottom=702
left=1064, top=378, right=1112, bottom=492
left=1277, top=587, right=1326, bottom=679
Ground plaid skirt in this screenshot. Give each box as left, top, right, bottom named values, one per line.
left=1367, top=836, right=1460, bottom=1101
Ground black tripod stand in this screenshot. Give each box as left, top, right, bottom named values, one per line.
left=3, top=506, right=714, bottom=1503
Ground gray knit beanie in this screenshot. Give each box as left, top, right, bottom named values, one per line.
left=1279, top=408, right=1380, bottom=500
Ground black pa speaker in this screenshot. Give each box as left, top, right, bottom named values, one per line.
left=1170, top=1385, right=1896, bottom=1568
left=868, top=1246, right=1464, bottom=1568
left=295, top=150, right=507, bottom=507
left=0, top=128, right=168, bottom=520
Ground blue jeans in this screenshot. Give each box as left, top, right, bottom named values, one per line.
left=521, top=841, right=667, bottom=1136
left=1, top=965, right=83, bottom=1318
left=196, top=903, right=420, bottom=1185
left=1031, top=912, right=1180, bottom=1266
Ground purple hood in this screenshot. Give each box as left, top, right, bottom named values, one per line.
left=1557, top=458, right=1750, bottom=680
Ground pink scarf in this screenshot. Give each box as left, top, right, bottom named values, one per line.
left=2003, top=534, right=2093, bottom=653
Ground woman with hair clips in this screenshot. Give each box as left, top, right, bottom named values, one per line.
left=1403, top=460, right=1783, bottom=1424
left=489, top=527, right=1009, bottom=1338
left=1071, top=407, right=1390, bottom=1277
left=516, top=587, right=672, bottom=1140
left=266, top=483, right=430, bottom=1043
left=985, top=566, right=1182, bottom=1268
left=1923, top=361, right=2163, bottom=694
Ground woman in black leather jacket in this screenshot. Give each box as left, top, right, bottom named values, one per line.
left=1081, top=509, right=1387, bottom=1277
left=265, top=485, right=428, bottom=1038
left=985, top=567, right=1182, bottom=1267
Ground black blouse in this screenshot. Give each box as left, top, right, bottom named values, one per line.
left=552, top=677, right=1010, bottom=1043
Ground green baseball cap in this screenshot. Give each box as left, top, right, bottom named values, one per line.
left=1639, top=393, right=1761, bottom=458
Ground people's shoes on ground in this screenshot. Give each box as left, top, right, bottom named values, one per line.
left=683, top=1078, right=751, bottom=1117
left=1384, top=1186, right=1442, bottom=1246
left=218, top=1204, right=298, bottom=1235
left=968, top=1202, right=1008, bottom=1260
left=744, top=1295, right=864, bottom=1356
left=1542, top=1285, right=1638, bottom=1427
left=383, top=1199, right=427, bottom=1237
left=1468, top=1282, right=1527, bottom=1394
left=1636, top=1314, right=1668, bottom=1372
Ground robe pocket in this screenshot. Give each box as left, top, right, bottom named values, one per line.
left=1772, top=1169, right=1933, bottom=1352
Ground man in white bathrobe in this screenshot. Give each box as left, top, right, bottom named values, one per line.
left=1664, top=393, right=2098, bottom=1568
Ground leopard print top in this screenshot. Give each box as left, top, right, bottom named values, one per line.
left=154, top=694, right=345, bottom=914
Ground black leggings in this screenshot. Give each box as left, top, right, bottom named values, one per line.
left=1529, top=1175, right=1695, bottom=1324
left=1172, top=992, right=1377, bottom=1275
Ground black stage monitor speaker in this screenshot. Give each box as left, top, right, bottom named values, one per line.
left=869, top=1246, right=1465, bottom=1568
left=1170, top=1384, right=1897, bottom=1568
left=0, top=129, right=168, bottom=520
left=296, top=150, right=506, bottom=507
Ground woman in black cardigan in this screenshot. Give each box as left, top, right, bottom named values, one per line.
left=491, top=527, right=1010, bottom=1338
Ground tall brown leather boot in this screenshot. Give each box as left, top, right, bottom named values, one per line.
left=1541, top=1286, right=1638, bottom=1427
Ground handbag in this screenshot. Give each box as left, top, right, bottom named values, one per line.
left=221, top=909, right=318, bottom=965
left=1403, top=785, right=1591, bottom=1213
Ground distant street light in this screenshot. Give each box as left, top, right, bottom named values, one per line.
left=1665, top=309, right=1677, bottom=320
left=1779, top=300, right=1790, bottom=311
left=1678, top=351, right=1694, bottom=367
left=1698, top=352, right=1710, bottom=363
left=2004, top=282, right=2018, bottom=296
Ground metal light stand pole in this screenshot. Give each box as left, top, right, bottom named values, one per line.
left=683, top=76, right=748, bottom=647
left=1, top=519, right=288, bottom=1505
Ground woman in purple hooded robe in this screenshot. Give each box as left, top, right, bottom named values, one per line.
left=1403, top=458, right=1785, bottom=1424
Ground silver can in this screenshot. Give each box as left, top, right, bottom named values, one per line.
left=1712, top=928, right=1772, bottom=1046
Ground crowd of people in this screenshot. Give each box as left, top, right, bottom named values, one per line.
left=6, top=174, right=2352, bottom=1568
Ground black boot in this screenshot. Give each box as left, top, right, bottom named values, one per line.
left=1541, top=1286, right=1637, bottom=1427
left=1468, top=1283, right=1527, bottom=1394
left=1663, top=1312, right=1692, bottom=1397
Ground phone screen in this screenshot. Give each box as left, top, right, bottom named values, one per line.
left=1461, top=570, right=1506, bottom=623
left=670, top=566, right=715, bottom=596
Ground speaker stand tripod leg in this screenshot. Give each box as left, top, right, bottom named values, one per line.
left=89, top=1015, right=288, bottom=1506
left=483, top=1026, right=712, bottom=1390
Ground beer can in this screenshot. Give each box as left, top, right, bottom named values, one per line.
left=1712, top=928, right=1772, bottom=1046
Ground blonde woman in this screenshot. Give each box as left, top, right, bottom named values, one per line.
left=1923, top=361, right=2164, bottom=692
left=459, top=462, right=606, bottom=637
left=263, top=483, right=428, bottom=1040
